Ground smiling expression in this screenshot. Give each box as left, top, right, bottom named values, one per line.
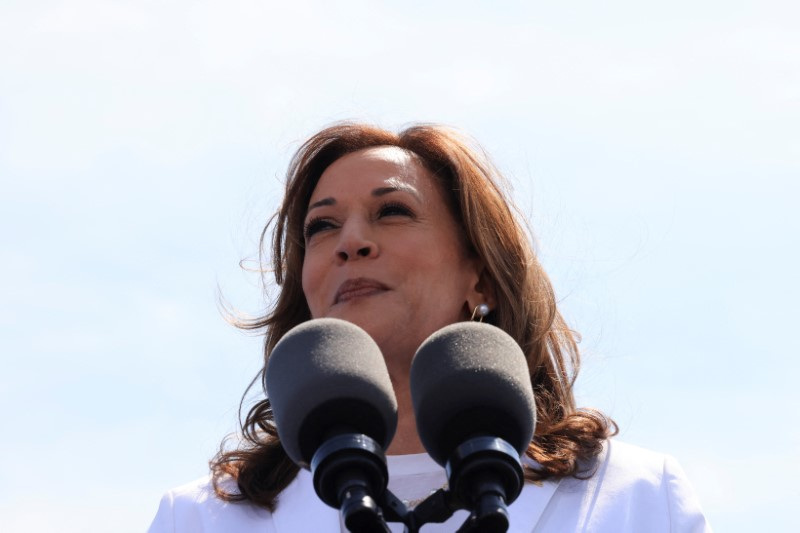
left=301, top=146, right=484, bottom=364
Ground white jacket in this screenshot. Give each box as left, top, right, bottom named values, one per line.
left=148, top=439, right=711, bottom=532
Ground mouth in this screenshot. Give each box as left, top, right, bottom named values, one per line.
left=334, top=277, right=390, bottom=304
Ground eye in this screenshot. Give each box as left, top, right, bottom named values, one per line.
left=378, top=201, right=414, bottom=219
left=303, top=217, right=337, bottom=240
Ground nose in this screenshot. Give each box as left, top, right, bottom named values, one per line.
left=335, top=220, right=378, bottom=263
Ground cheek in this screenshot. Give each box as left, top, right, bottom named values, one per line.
left=408, top=247, right=465, bottom=296
left=301, top=258, right=322, bottom=315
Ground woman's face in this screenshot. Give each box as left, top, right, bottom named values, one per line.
left=301, top=146, right=485, bottom=365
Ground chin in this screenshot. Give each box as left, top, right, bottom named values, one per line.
left=325, top=295, right=384, bottom=322
left=326, top=310, right=397, bottom=352
left=334, top=313, right=386, bottom=342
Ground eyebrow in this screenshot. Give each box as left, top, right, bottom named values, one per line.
left=305, top=184, right=421, bottom=215
left=372, top=183, right=420, bottom=199
left=307, top=197, right=336, bottom=212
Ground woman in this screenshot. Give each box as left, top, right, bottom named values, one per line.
left=149, top=123, right=711, bottom=532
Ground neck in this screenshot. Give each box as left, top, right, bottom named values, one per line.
left=383, top=355, right=425, bottom=456
left=386, top=390, right=425, bottom=456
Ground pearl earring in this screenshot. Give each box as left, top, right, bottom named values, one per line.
left=471, top=303, right=490, bottom=322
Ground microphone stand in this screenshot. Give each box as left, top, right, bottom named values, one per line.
left=317, top=435, right=524, bottom=533
left=311, top=433, right=392, bottom=533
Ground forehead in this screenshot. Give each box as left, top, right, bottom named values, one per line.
left=349, top=145, right=417, bottom=166
left=311, top=146, right=436, bottom=197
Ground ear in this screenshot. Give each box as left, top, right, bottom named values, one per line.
left=465, top=259, right=497, bottom=315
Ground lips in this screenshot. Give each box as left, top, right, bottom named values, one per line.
left=334, top=277, right=389, bottom=304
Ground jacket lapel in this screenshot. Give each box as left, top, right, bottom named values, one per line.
left=271, top=469, right=340, bottom=532
left=507, top=478, right=562, bottom=533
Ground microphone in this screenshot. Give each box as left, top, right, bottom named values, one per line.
left=410, top=322, right=535, bottom=532
left=266, top=318, right=398, bottom=532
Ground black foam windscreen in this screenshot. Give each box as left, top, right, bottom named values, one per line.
left=410, top=322, right=536, bottom=466
left=266, top=318, right=398, bottom=467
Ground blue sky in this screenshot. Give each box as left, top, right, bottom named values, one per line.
left=1, top=1, right=798, bottom=531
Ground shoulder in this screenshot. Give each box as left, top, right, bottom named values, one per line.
left=602, top=439, right=708, bottom=511
left=552, top=439, right=672, bottom=505
left=599, top=439, right=672, bottom=489
left=537, top=439, right=712, bottom=532
left=147, top=476, right=274, bottom=533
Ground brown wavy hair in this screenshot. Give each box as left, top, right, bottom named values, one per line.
left=210, top=123, right=616, bottom=510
